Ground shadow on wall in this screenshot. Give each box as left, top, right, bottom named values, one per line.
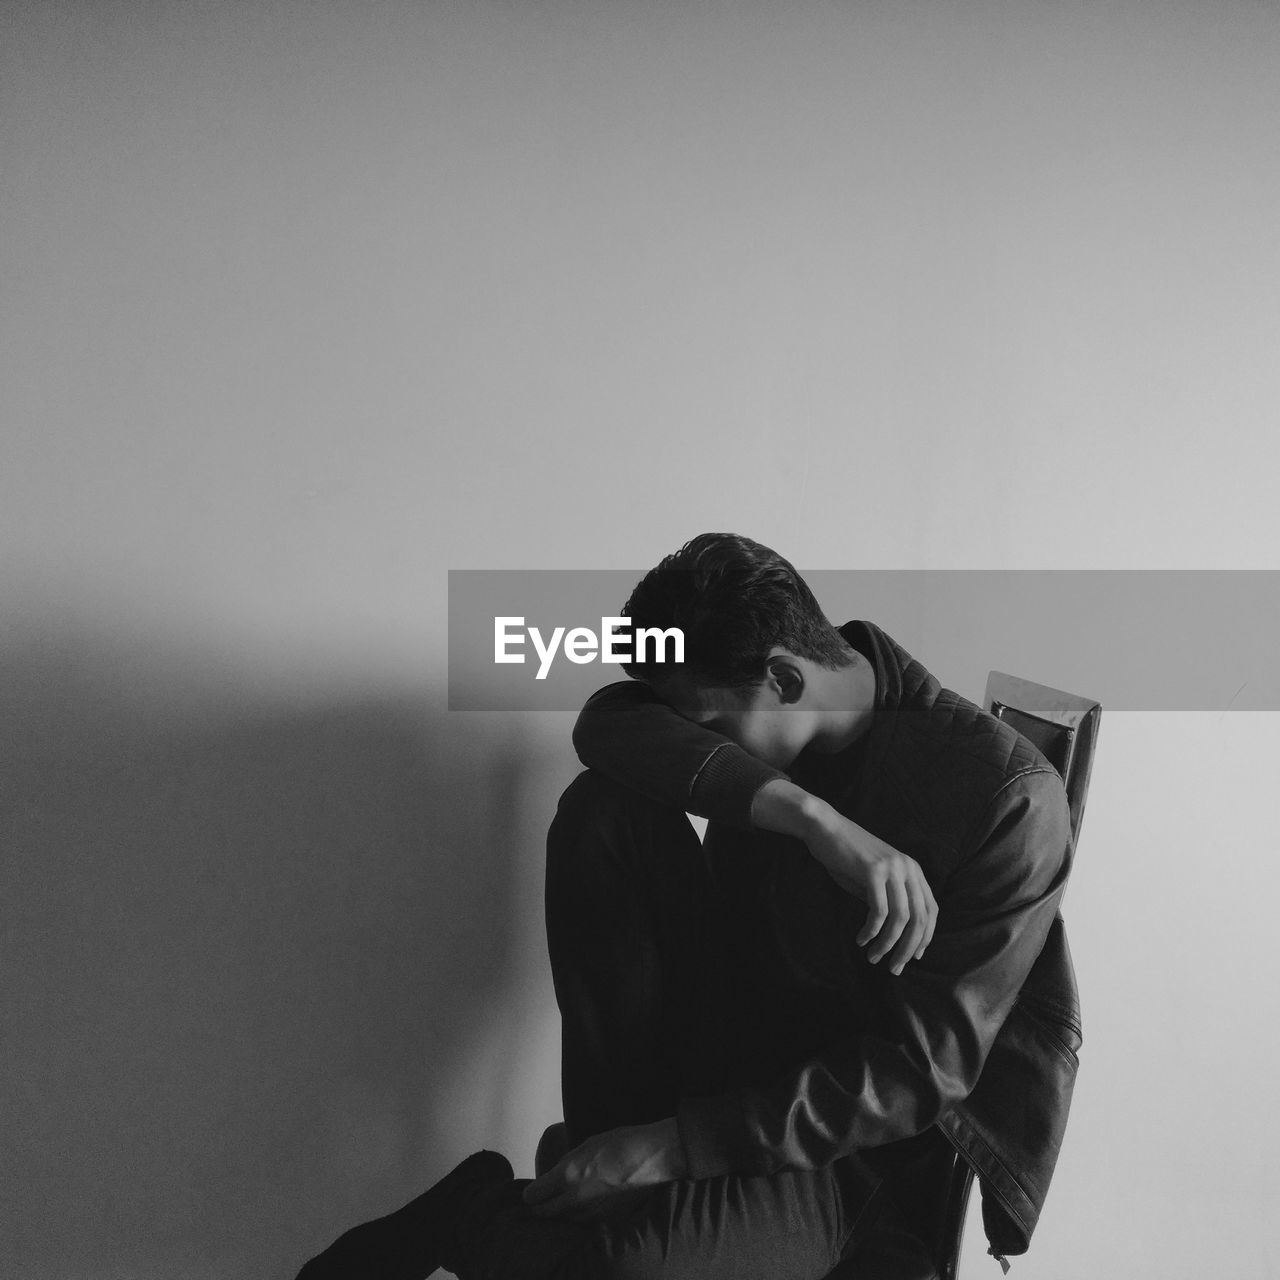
left=0, top=616, right=552, bottom=1279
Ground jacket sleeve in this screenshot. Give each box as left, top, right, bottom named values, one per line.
left=675, top=767, right=1074, bottom=1177
left=572, top=680, right=786, bottom=829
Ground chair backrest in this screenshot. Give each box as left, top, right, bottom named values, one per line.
left=984, top=671, right=1101, bottom=848
left=934, top=671, right=1101, bottom=1280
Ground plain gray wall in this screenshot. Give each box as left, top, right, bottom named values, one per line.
left=3, top=2, right=1278, bottom=1277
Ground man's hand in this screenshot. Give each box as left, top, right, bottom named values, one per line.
left=522, top=1118, right=686, bottom=1220
left=751, top=779, right=939, bottom=974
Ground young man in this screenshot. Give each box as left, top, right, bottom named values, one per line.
left=296, top=533, right=1079, bottom=1280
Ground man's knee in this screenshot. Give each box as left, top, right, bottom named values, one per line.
left=554, top=768, right=637, bottom=827
left=544, top=772, right=709, bottom=964
left=548, top=769, right=697, bottom=875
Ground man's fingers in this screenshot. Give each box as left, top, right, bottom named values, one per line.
left=525, top=1165, right=594, bottom=1219
left=527, top=1176, right=620, bottom=1221
left=856, top=875, right=889, bottom=947
left=917, top=882, right=939, bottom=959
left=867, top=866, right=940, bottom=973
left=850, top=850, right=935, bottom=967
left=866, top=875, right=909, bottom=963
left=522, top=1166, right=565, bottom=1205
left=886, top=875, right=929, bottom=974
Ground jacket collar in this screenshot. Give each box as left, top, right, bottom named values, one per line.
left=835, top=619, right=944, bottom=816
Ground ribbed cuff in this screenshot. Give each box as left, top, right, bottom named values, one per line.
left=689, top=744, right=787, bottom=829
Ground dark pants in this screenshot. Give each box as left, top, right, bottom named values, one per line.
left=447, top=770, right=937, bottom=1280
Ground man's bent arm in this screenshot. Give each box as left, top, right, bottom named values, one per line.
left=573, top=680, right=786, bottom=827
left=575, top=681, right=940, bottom=966
left=675, top=768, right=1074, bottom=1178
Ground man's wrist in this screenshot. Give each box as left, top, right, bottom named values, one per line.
left=750, top=777, right=831, bottom=841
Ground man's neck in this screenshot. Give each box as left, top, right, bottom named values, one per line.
left=803, top=654, right=877, bottom=755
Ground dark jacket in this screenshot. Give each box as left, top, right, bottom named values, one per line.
left=571, top=620, right=1081, bottom=1261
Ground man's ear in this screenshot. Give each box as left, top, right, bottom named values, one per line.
left=763, top=653, right=805, bottom=704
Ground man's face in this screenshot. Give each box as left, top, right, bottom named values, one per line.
left=655, top=669, right=807, bottom=769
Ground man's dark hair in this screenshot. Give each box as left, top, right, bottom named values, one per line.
left=621, top=532, right=854, bottom=689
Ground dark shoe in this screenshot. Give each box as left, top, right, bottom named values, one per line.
left=295, top=1149, right=514, bottom=1280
